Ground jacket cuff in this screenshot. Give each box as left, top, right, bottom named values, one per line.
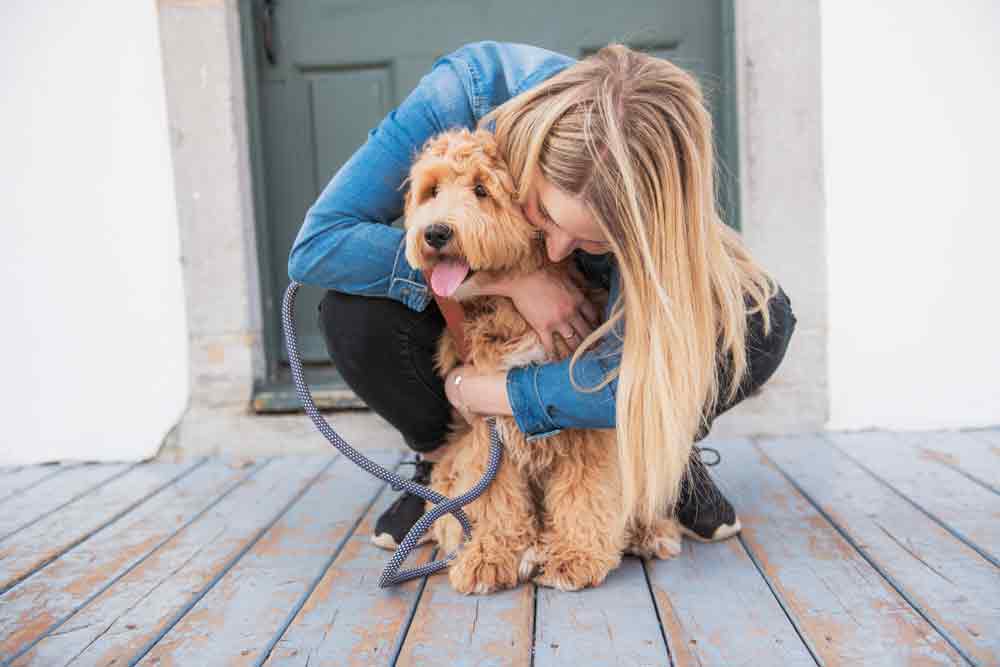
left=505, top=365, right=565, bottom=442
left=387, top=234, right=432, bottom=311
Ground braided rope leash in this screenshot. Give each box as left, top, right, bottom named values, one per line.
left=281, top=282, right=503, bottom=587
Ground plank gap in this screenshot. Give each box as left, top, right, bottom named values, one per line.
left=927, top=459, right=999, bottom=497
left=730, top=491, right=825, bottom=667
left=1, top=459, right=274, bottom=666
left=0, top=463, right=140, bottom=546
left=639, top=558, right=675, bottom=667
left=0, top=459, right=207, bottom=598
left=124, top=456, right=340, bottom=665
left=754, top=440, right=980, bottom=667
left=389, top=546, right=440, bottom=667
left=253, top=470, right=397, bottom=666
left=826, top=435, right=1000, bottom=568
left=530, top=582, right=538, bottom=667
left=0, top=464, right=82, bottom=507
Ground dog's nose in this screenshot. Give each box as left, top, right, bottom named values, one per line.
left=424, top=224, right=453, bottom=250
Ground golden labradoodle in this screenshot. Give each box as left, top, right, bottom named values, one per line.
left=402, top=127, right=682, bottom=594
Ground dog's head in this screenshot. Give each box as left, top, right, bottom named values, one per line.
left=403, top=128, right=544, bottom=301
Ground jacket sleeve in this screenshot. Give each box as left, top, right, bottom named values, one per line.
left=505, top=266, right=624, bottom=441
left=505, top=342, right=621, bottom=441
left=286, top=54, right=476, bottom=312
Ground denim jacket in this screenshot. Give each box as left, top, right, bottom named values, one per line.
left=288, top=40, right=623, bottom=442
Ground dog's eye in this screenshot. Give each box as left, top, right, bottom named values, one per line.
left=430, top=184, right=439, bottom=198
left=473, top=183, right=488, bottom=199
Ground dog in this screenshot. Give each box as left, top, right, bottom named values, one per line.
left=402, top=127, right=682, bottom=594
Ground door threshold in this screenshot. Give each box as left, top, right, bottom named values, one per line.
left=253, top=365, right=366, bottom=413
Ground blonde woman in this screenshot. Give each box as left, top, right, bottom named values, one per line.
left=289, top=41, right=796, bottom=550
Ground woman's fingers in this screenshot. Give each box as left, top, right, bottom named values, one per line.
left=557, top=328, right=578, bottom=351
left=573, top=315, right=594, bottom=350
left=556, top=314, right=592, bottom=352
left=571, top=313, right=593, bottom=340
left=540, top=330, right=556, bottom=358
left=560, top=273, right=601, bottom=328
left=580, top=299, right=601, bottom=328
left=501, top=267, right=605, bottom=359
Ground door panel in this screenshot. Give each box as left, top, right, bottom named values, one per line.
left=308, top=67, right=394, bottom=191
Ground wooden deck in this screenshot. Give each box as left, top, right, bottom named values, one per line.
left=0, top=430, right=997, bottom=666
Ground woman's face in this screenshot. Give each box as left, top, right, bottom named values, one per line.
left=524, top=170, right=611, bottom=261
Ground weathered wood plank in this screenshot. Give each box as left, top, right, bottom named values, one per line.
left=261, top=485, right=435, bottom=667
left=972, top=429, right=1000, bottom=457
left=136, top=451, right=402, bottom=666
left=0, top=461, right=199, bottom=597
left=8, top=457, right=332, bottom=667
left=0, top=460, right=253, bottom=663
left=647, top=538, right=817, bottom=666
left=713, top=438, right=965, bottom=666
left=831, top=431, right=1000, bottom=562
left=901, top=430, right=1000, bottom=494
left=760, top=434, right=1000, bottom=666
left=0, top=464, right=132, bottom=543
left=0, top=464, right=79, bottom=506
left=972, top=429, right=1000, bottom=445
left=534, top=557, right=668, bottom=667
left=972, top=428, right=1000, bottom=488
left=396, top=565, right=534, bottom=666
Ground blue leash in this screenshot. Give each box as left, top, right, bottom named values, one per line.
left=281, top=282, right=503, bottom=587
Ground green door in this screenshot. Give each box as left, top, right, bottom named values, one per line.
left=243, top=0, right=736, bottom=404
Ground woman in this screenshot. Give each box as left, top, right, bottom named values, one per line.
left=288, top=41, right=796, bottom=550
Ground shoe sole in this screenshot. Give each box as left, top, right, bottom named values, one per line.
left=679, top=516, right=742, bottom=543
left=371, top=531, right=433, bottom=552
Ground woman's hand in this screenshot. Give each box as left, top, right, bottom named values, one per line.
left=490, top=267, right=600, bottom=357
left=444, top=366, right=514, bottom=421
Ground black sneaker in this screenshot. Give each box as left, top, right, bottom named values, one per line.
left=372, top=457, right=435, bottom=551
left=676, top=445, right=742, bottom=542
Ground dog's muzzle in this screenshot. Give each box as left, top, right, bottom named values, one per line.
left=424, top=223, right=453, bottom=249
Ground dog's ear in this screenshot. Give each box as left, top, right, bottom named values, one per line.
left=403, top=158, right=440, bottom=223
left=404, top=129, right=461, bottom=221
left=402, top=160, right=434, bottom=224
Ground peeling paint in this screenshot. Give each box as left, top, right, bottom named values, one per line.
left=650, top=587, right=700, bottom=667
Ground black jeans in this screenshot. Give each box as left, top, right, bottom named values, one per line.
left=317, top=285, right=797, bottom=453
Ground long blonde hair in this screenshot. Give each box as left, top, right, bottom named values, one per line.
left=479, top=44, right=778, bottom=526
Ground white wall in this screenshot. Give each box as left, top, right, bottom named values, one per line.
left=823, top=1, right=1000, bottom=430
left=0, top=2, right=189, bottom=463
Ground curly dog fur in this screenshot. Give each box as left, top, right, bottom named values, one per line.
left=402, top=127, right=681, bottom=594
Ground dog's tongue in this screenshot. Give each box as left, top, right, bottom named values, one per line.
left=430, top=259, right=471, bottom=297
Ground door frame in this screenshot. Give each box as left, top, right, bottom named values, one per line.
left=155, top=0, right=827, bottom=454
left=237, top=0, right=285, bottom=395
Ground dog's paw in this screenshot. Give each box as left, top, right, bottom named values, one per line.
left=625, top=518, right=683, bottom=560
left=448, top=541, right=521, bottom=595
left=533, top=547, right=619, bottom=592
left=517, top=545, right=541, bottom=581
